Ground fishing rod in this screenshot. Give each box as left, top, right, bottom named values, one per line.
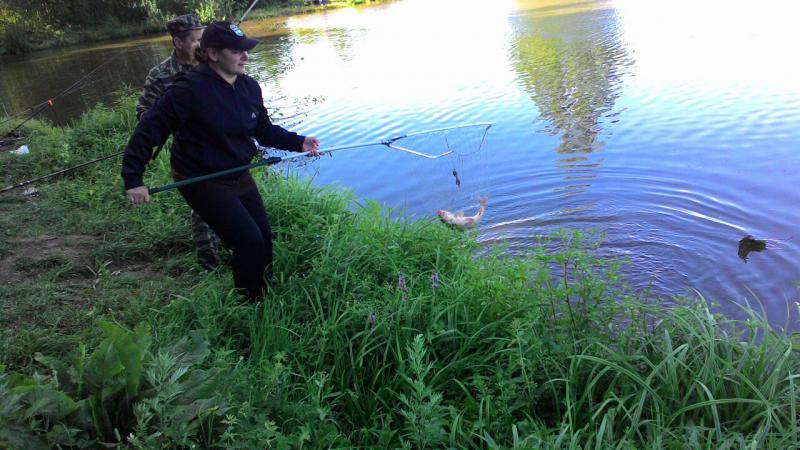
left=236, top=0, right=260, bottom=25
left=1, top=0, right=259, bottom=132
left=0, top=0, right=259, bottom=138
left=0, top=151, right=124, bottom=194
left=150, top=123, right=492, bottom=194
left=0, top=47, right=133, bottom=142
left=0, top=123, right=490, bottom=195
left=0, top=1, right=265, bottom=190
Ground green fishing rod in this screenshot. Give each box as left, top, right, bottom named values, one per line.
left=149, top=123, right=491, bottom=194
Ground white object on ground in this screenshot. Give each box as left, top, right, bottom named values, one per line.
left=11, top=145, right=29, bottom=155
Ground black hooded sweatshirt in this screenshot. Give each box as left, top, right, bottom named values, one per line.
left=121, top=63, right=305, bottom=190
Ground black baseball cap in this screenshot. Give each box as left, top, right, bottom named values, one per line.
left=200, top=21, right=260, bottom=51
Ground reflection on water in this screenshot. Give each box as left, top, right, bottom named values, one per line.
left=510, top=0, right=630, bottom=201
left=2, top=0, right=800, bottom=329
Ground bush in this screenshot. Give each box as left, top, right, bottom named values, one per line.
left=0, top=321, right=227, bottom=448
left=0, top=21, right=31, bottom=55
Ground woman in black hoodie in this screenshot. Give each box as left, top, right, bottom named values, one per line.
left=122, top=21, right=320, bottom=301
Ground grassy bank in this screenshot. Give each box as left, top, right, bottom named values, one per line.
left=0, top=1, right=383, bottom=55
left=1, top=98, right=800, bottom=448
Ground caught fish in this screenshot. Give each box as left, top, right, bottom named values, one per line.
left=437, top=197, right=488, bottom=229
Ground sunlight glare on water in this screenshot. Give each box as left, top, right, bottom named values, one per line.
left=616, top=0, right=800, bottom=91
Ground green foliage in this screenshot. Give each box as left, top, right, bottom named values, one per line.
left=0, top=20, right=30, bottom=55
left=397, top=335, right=449, bottom=448
left=3, top=98, right=800, bottom=448
left=190, top=0, right=237, bottom=23
left=0, top=322, right=225, bottom=447
left=0, top=1, right=391, bottom=54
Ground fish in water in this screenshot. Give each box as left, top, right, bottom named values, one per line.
left=452, top=168, right=461, bottom=188
left=738, top=235, right=767, bottom=262
left=437, top=197, right=488, bottom=229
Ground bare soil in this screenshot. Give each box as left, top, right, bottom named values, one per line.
left=0, top=234, right=99, bottom=283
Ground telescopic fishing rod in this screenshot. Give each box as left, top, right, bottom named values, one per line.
left=1, top=0, right=260, bottom=139
left=0, top=47, right=133, bottom=142
left=0, top=151, right=122, bottom=194
left=149, top=123, right=492, bottom=194
left=0, top=116, right=298, bottom=194
left=0, top=1, right=266, bottom=193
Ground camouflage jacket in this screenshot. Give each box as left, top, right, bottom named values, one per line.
left=135, top=51, right=195, bottom=120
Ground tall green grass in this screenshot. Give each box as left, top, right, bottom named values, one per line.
left=1, top=97, right=799, bottom=448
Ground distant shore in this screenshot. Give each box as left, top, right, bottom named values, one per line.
left=0, top=1, right=385, bottom=56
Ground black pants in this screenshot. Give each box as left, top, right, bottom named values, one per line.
left=179, top=182, right=272, bottom=300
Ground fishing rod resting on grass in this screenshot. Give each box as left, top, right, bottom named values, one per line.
left=0, top=152, right=123, bottom=194
left=0, top=48, right=135, bottom=143
left=0, top=0, right=266, bottom=194
left=0, top=114, right=302, bottom=194
left=0, top=0, right=261, bottom=141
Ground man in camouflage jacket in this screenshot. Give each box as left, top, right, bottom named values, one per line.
left=136, top=14, right=223, bottom=271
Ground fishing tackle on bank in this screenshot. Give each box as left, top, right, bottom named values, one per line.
left=1, top=0, right=259, bottom=143
left=0, top=49, right=134, bottom=144
left=1, top=0, right=265, bottom=189
left=236, top=0, right=260, bottom=25
left=0, top=151, right=125, bottom=194
left=0, top=106, right=302, bottom=194
left=150, top=122, right=493, bottom=194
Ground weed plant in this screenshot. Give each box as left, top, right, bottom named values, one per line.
left=1, top=97, right=799, bottom=448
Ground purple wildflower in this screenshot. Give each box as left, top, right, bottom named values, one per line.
left=398, top=273, right=407, bottom=292
left=431, top=271, right=440, bottom=289
left=368, top=312, right=377, bottom=324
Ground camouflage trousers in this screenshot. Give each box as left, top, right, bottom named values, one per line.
left=191, top=210, right=222, bottom=271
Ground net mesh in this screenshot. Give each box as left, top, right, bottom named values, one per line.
left=263, top=123, right=493, bottom=219
left=386, top=123, right=492, bottom=218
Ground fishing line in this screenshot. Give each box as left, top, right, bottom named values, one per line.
left=0, top=46, right=134, bottom=141
left=0, top=0, right=259, bottom=136
left=0, top=0, right=278, bottom=192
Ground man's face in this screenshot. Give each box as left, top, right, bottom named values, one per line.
left=174, top=29, right=203, bottom=63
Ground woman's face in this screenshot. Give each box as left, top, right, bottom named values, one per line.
left=210, top=48, right=248, bottom=79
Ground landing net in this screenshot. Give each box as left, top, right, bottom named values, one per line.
left=265, top=122, right=493, bottom=219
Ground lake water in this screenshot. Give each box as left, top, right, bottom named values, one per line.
left=2, top=0, right=799, bottom=328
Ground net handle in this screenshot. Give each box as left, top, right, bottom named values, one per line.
left=386, top=143, right=453, bottom=159
left=149, top=122, right=493, bottom=194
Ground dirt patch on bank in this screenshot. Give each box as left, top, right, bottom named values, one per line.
left=0, top=234, right=100, bottom=283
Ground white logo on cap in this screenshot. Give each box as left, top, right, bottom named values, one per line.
left=251, top=112, right=256, bottom=119
left=230, top=24, right=244, bottom=36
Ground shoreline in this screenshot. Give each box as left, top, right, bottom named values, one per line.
left=0, top=1, right=387, bottom=56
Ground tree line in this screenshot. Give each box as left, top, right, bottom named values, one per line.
left=0, top=0, right=295, bottom=54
